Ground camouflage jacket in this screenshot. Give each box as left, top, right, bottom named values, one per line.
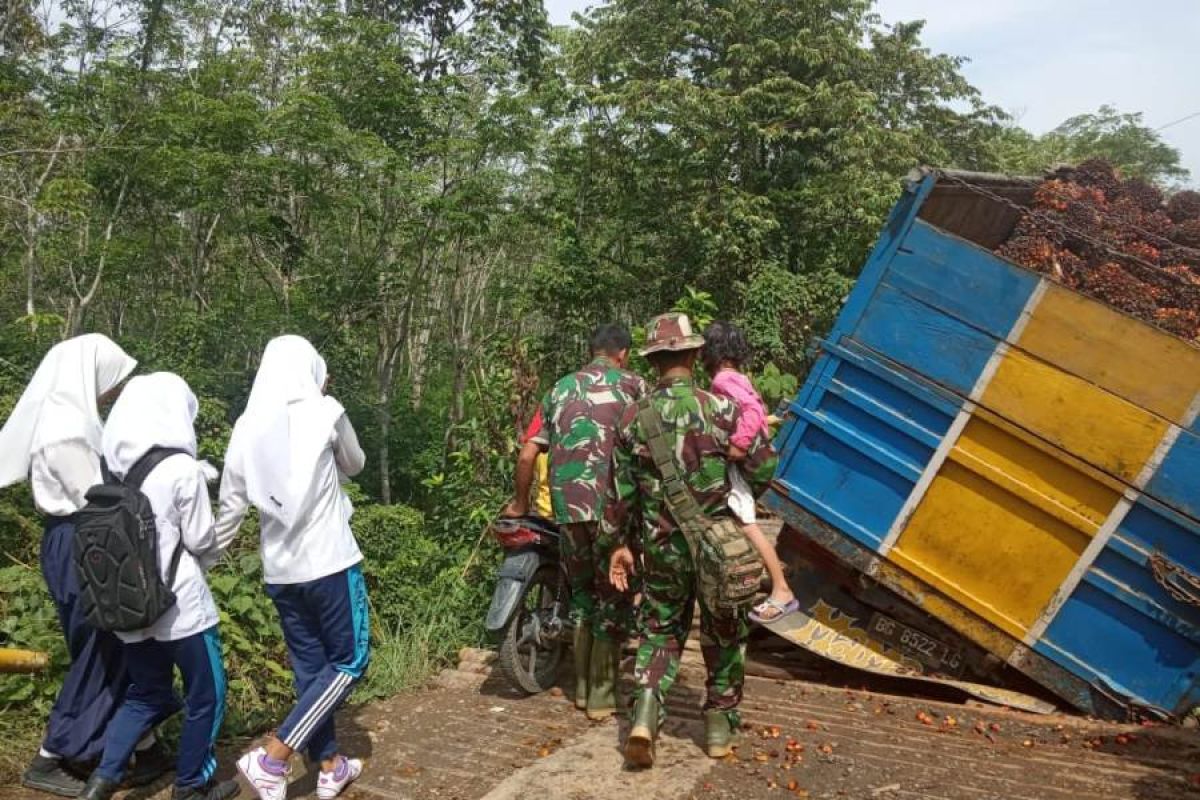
left=530, top=356, right=648, bottom=523
left=602, top=376, right=778, bottom=547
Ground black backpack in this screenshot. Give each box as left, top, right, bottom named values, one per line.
left=73, top=447, right=189, bottom=632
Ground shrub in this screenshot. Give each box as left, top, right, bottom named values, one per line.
left=354, top=502, right=424, bottom=564
left=352, top=502, right=492, bottom=698
left=738, top=263, right=853, bottom=377
left=204, top=538, right=294, bottom=734
left=0, top=559, right=74, bottom=778
left=355, top=503, right=454, bottom=632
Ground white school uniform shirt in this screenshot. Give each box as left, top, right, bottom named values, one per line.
left=214, top=336, right=366, bottom=585
left=215, top=411, right=365, bottom=585
left=30, top=441, right=103, bottom=516
left=100, top=372, right=222, bottom=644
left=0, top=333, right=136, bottom=510
left=118, top=453, right=221, bottom=644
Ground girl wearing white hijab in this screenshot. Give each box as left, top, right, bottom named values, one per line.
left=0, top=334, right=169, bottom=796
left=78, top=373, right=237, bottom=800
left=215, top=335, right=367, bottom=800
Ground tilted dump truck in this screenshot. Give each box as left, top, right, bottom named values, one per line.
left=763, top=168, right=1200, bottom=722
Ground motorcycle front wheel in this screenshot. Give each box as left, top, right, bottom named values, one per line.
left=497, top=564, right=568, bottom=694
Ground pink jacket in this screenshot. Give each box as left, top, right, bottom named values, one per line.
left=711, top=369, right=769, bottom=450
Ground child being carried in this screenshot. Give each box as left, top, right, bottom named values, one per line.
left=702, top=321, right=797, bottom=624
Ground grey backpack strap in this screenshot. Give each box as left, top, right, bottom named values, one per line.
left=125, top=447, right=189, bottom=490
left=124, top=446, right=190, bottom=588
left=636, top=398, right=705, bottom=531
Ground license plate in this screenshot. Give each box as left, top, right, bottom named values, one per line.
left=868, top=613, right=964, bottom=675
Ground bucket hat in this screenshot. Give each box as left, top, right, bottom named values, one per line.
left=639, top=313, right=705, bottom=356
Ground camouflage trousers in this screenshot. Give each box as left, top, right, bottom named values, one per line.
left=632, top=529, right=748, bottom=713
left=561, top=521, right=631, bottom=642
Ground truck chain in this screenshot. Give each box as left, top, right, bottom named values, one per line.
left=1150, top=551, right=1200, bottom=607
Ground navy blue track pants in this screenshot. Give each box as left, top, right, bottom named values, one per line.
left=96, top=628, right=226, bottom=788
left=267, top=564, right=370, bottom=762
left=40, top=516, right=129, bottom=764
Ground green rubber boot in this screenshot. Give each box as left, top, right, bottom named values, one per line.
left=573, top=626, right=593, bottom=710
left=585, top=636, right=620, bottom=720
left=625, top=689, right=661, bottom=768
left=704, top=709, right=739, bottom=758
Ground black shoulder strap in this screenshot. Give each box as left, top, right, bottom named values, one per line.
left=124, top=447, right=190, bottom=490
left=164, top=537, right=185, bottom=588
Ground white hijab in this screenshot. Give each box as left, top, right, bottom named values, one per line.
left=102, top=373, right=198, bottom=479
left=228, top=335, right=343, bottom=528
left=0, top=333, right=137, bottom=488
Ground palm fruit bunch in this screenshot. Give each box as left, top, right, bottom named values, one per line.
left=1166, top=191, right=1200, bottom=223
left=1174, top=219, right=1200, bottom=250
left=995, top=159, right=1200, bottom=340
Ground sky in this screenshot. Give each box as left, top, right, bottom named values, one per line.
left=543, top=0, right=1200, bottom=183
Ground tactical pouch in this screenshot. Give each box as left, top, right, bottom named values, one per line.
left=636, top=399, right=763, bottom=612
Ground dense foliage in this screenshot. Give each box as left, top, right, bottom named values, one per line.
left=0, top=0, right=1189, bottom=774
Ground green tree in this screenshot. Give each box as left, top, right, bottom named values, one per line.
left=531, top=0, right=1001, bottom=367
left=4, top=1, right=1171, bottom=774
left=1042, top=105, right=1188, bottom=184
left=971, top=105, right=1189, bottom=185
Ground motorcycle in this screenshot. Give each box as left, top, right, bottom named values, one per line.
left=485, top=515, right=572, bottom=694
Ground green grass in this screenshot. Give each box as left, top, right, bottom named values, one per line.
left=0, top=705, right=42, bottom=783
left=356, top=580, right=484, bottom=701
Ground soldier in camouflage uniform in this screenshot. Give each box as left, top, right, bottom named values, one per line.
left=606, top=313, right=777, bottom=767
left=504, top=324, right=647, bottom=720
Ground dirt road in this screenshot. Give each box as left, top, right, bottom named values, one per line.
left=19, top=645, right=1195, bottom=800
left=399, top=650, right=1199, bottom=800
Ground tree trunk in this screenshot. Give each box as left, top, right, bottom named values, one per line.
left=442, top=352, right=469, bottom=457
left=24, top=234, right=36, bottom=329
left=377, top=378, right=392, bottom=505
left=67, top=175, right=128, bottom=336
left=20, top=135, right=64, bottom=331
left=139, top=0, right=167, bottom=75
left=375, top=312, right=404, bottom=505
